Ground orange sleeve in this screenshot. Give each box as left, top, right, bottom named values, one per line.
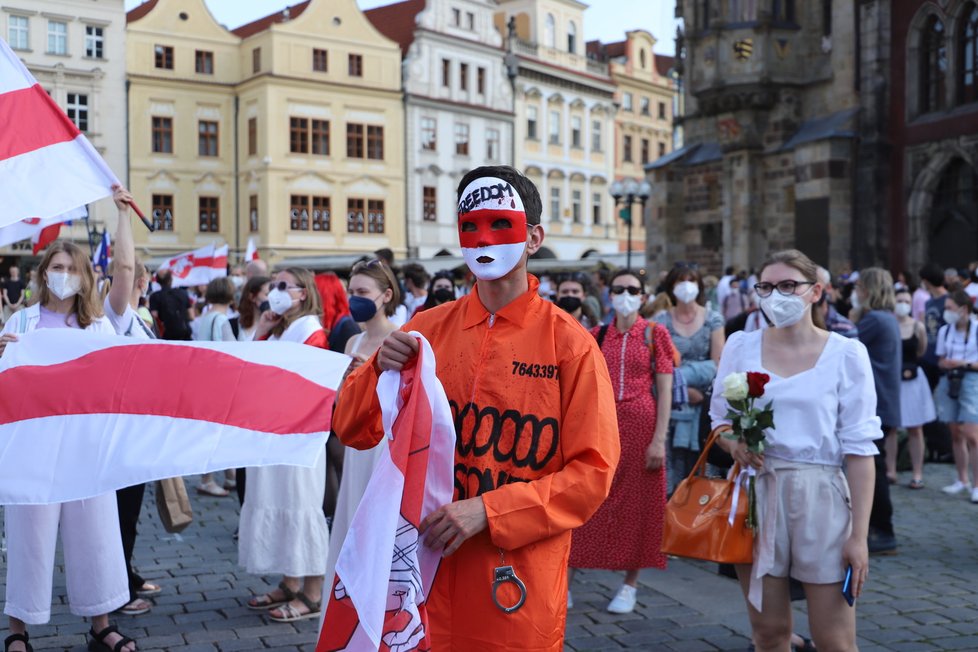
left=481, top=342, right=621, bottom=550
left=331, top=353, right=385, bottom=450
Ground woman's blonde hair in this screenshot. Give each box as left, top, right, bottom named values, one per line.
left=641, top=291, right=673, bottom=319
left=270, top=267, right=323, bottom=339
left=758, top=249, right=826, bottom=330
left=33, top=240, right=103, bottom=329
left=350, top=258, right=401, bottom=317
left=859, top=267, right=896, bottom=312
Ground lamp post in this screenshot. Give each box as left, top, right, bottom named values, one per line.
left=609, top=178, right=652, bottom=270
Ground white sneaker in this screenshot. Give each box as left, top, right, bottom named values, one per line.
left=606, top=584, right=637, bottom=614
left=970, top=488, right=978, bottom=504
left=943, top=480, right=971, bottom=495
left=567, top=590, right=573, bottom=609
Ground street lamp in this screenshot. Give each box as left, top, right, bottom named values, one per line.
left=609, top=178, right=652, bottom=270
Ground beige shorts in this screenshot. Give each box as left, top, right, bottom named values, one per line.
left=754, top=459, right=852, bottom=585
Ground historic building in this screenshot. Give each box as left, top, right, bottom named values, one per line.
left=588, top=31, right=677, bottom=262
left=650, top=0, right=978, bottom=275
left=494, top=0, right=619, bottom=260
left=365, top=0, right=515, bottom=259
left=126, top=0, right=406, bottom=265
left=2, top=0, right=127, bottom=255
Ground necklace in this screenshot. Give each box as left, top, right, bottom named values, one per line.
left=673, top=306, right=698, bottom=325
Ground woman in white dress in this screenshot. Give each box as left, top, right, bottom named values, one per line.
left=893, top=288, right=935, bottom=488
left=323, top=259, right=400, bottom=588
left=711, top=249, right=879, bottom=652
left=239, top=267, right=330, bottom=622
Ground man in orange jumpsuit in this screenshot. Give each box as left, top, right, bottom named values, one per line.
left=332, top=166, right=620, bottom=651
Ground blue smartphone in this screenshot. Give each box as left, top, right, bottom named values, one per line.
left=842, top=564, right=855, bottom=607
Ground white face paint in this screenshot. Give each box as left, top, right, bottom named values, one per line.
left=457, top=176, right=530, bottom=282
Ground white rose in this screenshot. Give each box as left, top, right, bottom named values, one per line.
left=722, top=372, right=749, bottom=401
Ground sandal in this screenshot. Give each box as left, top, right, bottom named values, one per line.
left=87, top=625, right=135, bottom=652
left=4, top=633, right=32, bottom=652
left=909, top=479, right=925, bottom=490
left=196, top=481, right=229, bottom=497
left=136, top=582, right=161, bottom=597
left=117, top=597, right=152, bottom=616
left=247, top=581, right=296, bottom=610
left=268, top=591, right=322, bottom=623
left=792, top=637, right=817, bottom=652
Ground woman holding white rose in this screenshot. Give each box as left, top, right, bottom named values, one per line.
left=709, top=249, right=879, bottom=652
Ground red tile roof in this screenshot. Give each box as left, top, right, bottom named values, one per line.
left=126, top=0, right=159, bottom=24
left=232, top=1, right=312, bottom=38
left=585, top=39, right=626, bottom=62
left=363, top=0, right=425, bottom=57
left=655, top=54, right=675, bottom=77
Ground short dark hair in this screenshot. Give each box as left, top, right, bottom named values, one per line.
left=373, top=248, right=394, bottom=266
left=948, top=289, right=973, bottom=312
left=401, top=263, right=429, bottom=290
left=456, top=165, right=542, bottom=225
left=157, top=268, right=173, bottom=289
left=610, top=268, right=644, bottom=290
left=919, top=263, right=945, bottom=288
left=205, top=277, right=235, bottom=305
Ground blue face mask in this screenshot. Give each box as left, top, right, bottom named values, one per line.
left=349, top=295, right=379, bottom=323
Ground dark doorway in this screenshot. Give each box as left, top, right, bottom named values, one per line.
left=929, top=158, right=978, bottom=269
left=795, top=197, right=830, bottom=268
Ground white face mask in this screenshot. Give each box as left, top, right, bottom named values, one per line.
left=674, top=281, right=699, bottom=304
left=230, top=275, right=245, bottom=290
left=894, top=302, right=912, bottom=318
left=46, top=271, right=81, bottom=300
left=267, top=288, right=295, bottom=315
left=944, top=309, right=962, bottom=327
left=612, top=292, right=642, bottom=317
left=759, top=288, right=813, bottom=328
left=850, top=292, right=862, bottom=311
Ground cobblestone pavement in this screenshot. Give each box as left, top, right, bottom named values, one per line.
left=2, top=463, right=978, bottom=651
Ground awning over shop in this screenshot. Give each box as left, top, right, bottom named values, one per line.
left=780, top=107, right=859, bottom=151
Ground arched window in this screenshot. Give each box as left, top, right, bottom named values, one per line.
left=640, top=48, right=647, bottom=69
left=567, top=21, right=577, bottom=53
left=960, top=3, right=978, bottom=104
left=921, top=15, right=948, bottom=113
left=929, top=158, right=978, bottom=266
left=544, top=14, right=555, bottom=48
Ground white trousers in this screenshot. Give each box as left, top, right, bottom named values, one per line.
left=3, top=493, right=129, bottom=624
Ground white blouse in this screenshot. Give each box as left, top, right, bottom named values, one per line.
left=710, top=330, right=881, bottom=466
left=936, top=319, right=978, bottom=363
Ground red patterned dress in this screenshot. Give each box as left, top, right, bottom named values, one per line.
left=569, top=317, right=674, bottom=570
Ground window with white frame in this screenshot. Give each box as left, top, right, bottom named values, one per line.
left=85, top=25, right=103, bottom=58
left=571, top=116, right=582, bottom=148
left=8, top=15, right=28, bottom=50
left=548, top=110, right=560, bottom=144
left=66, top=93, right=88, bottom=131
left=622, top=92, right=633, bottom=111
left=454, top=123, right=470, bottom=156
left=48, top=20, right=67, bottom=55
left=572, top=190, right=582, bottom=223
left=486, top=128, right=500, bottom=161
left=545, top=14, right=556, bottom=48
left=550, top=187, right=561, bottom=220
left=567, top=21, right=577, bottom=53
left=592, top=193, right=602, bottom=225
left=421, top=117, right=437, bottom=151
left=527, top=106, right=538, bottom=139
left=592, top=120, right=602, bottom=151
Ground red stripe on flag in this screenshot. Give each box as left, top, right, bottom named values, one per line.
left=32, top=223, right=61, bottom=255
left=0, top=85, right=81, bottom=160
left=0, top=344, right=334, bottom=434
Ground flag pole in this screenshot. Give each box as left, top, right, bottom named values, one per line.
left=83, top=206, right=96, bottom=259
left=127, top=199, right=155, bottom=233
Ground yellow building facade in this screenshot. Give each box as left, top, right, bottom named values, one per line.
left=126, top=0, right=405, bottom=265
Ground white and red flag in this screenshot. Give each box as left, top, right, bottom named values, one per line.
left=245, top=237, right=260, bottom=262
left=318, top=334, right=455, bottom=652
left=0, top=206, right=87, bottom=253
left=0, top=37, right=119, bottom=228
left=0, top=328, right=349, bottom=505
left=158, top=244, right=217, bottom=287
left=212, top=244, right=229, bottom=278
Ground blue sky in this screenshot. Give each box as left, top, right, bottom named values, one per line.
left=123, top=0, right=680, bottom=55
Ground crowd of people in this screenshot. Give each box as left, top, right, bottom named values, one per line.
left=0, top=165, right=973, bottom=652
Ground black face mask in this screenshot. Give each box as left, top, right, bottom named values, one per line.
left=433, top=288, right=455, bottom=303
left=557, top=296, right=583, bottom=314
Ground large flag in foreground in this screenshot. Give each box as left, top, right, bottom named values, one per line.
left=0, top=38, right=118, bottom=228
left=0, top=329, right=349, bottom=505
left=318, top=334, right=455, bottom=652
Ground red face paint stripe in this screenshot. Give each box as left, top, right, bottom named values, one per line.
left=0, top=85, right=80, bottom=160
left=0, top=344, right=334, bottom=434
left=458, top=208, right=528, bottom=248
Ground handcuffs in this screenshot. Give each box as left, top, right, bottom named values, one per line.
left=491, top=548, right=527, bottom=613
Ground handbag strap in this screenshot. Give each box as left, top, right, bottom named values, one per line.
left=688, top=426, right=732, bottom=478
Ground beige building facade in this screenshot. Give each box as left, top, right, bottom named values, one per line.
left=126, top=0, right=405, bottom=265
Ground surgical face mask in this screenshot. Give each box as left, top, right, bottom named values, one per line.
left=944, top=309, right=962, bottom=327
left=895, top=302, right=912, bottom=318
left=556, top=296, right=583, bottom=314
left=267, top=288, right=295, bottom=315
left=433, top=288, right=455, bottom=303
left=349, top=295, right=380, bottom=323
left=759, top=288, right=812, bottom=328
left=612, top=292, right=642, bottom=317
left=851, top=292, right=862, bottom=311
left=674, top=281, right=699, bottom=304
left=230, top=275, right=246, bottom=290
left=457, top=175, right=529, bottom=281
left=46, top=271, right=81, bottom=300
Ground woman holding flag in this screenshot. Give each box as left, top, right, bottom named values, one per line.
left=238, top=267, right=330, bottom=622
left=0, top=187, right=138, bottom=652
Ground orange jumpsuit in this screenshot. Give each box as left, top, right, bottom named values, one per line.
left=333, top=275, right=620, bottom=651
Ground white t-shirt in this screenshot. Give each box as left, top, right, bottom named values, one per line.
left=103, top=296, right=153, bottom=339
left=710, top=329, right=881, bottom=466
left=936, top=320, right=978, bottom=363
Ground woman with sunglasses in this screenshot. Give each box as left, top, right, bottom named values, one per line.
left=654, top=264, right=725, bottom=491
left=710, top=249, right=878, bottom=652
left=239, top=267, right=329, bottom=623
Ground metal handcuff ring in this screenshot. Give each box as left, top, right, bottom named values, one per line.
left=491, top=565, right=527, bottom=614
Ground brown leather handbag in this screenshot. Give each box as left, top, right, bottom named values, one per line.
left=661, top=428, right=754, bottom=564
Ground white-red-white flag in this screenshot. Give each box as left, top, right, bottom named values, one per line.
left=0, top=328, right=349, bottom=505
left=158, top=244, right=216, bottom=287
left=0, top=37, right=119, bottom=228
left=211, top=244, right=229, bottom=280
left=0, top=206, right=87, bottom=250
left=245, top=237, right=260, bottom=262
left=318, top=333, right=455, bottom=652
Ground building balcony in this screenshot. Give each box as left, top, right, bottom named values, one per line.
left=512, top=38, right=609, bottom=78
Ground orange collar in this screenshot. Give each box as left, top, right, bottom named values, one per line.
left=462, top=274, right=541, bottom=330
